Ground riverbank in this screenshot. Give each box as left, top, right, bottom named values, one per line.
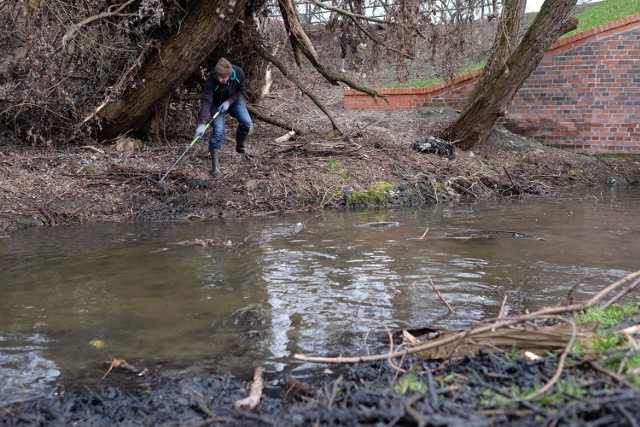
left=2, top=103, right=640, bottom=237
left=4, top=357, right=638, bottom=426
left=3, top=301, right=640, bottom=426
left=3, top=114, right=640, bottom=425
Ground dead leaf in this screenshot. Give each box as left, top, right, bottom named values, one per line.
left=115, top=136, right=142, bottom=155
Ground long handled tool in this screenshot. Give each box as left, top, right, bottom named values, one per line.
left=159, top=111, right=220, bottom=183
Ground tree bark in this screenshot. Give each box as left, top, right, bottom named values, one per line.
left=474, top=0, right=527, bottom=95
left=96, top=0, right=247, bottom=141
left=445, top=0, right=578, bottom=150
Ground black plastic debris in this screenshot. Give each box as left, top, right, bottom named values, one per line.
left=412, top=136, right=455, bottom=157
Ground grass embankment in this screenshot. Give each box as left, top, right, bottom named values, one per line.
left=392, top=0, right=640, bottom=89
left=565, top=0, right=640, bottom=37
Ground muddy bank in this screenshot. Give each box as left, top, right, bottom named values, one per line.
left=2, top=1, right=638, bottom=238
left=2, top=108, right=640, bottom=238
left=2, top=351, right=639, bottom=426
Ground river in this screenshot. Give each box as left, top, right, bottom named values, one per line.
left=1, top=189, right=639, bottom=405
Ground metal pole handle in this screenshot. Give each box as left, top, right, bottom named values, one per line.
left=158, top=111, right=221, bottom=183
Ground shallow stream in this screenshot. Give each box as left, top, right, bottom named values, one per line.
left=1, top=189, right=639, bottom=405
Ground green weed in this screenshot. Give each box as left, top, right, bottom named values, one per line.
left=575, top=302, right=638, bottom=330
left=394, top=373, right=427, bottom=394
left=574, top=302, right=640, bottom=377
left=77, top=164, right=95, bottom=175
left=503, top=346, right=521, bottom=362
left=478, top=386, right=521, bottom=408
left=322, top=158, right=350, bottom=180
left=348, top=181, right=395, bottom=204
left=537, top=379, right=587, bottom=407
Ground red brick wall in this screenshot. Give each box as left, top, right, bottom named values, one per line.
left=343, top=69, right=482, bottom=110
left=344, top=14, right=640, bottom=154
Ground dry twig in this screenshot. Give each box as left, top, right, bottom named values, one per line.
left=428, top=276, right=455, bottom=313
left=294, top=270, right=640, bottom=364
left=523, top=316, right=577, bottom=401
left=234, top=367, right=264, bottom=411
left=62, top=0, right=136, bottom=49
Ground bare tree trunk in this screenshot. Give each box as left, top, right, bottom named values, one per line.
left=278, top=0, right=309, bottom=67
left=96, top=0, right=247, bottom=141
left=445, top=0, right=578, bottom=150
left=476, top=0, right=527, bottom=94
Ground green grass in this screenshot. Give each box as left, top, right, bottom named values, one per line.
left=391, top=61, right=486, bottom=89
left=564, top=0, right=640, bottom=37
left=392, top=77, right=442, bottom=89
left=322, top=158, right=350, bottom=179
left=573, top=302, right=640, bottom=380
left=574, top=302, right=638, bottom=329
left=394, top=373, right=428, bottom=394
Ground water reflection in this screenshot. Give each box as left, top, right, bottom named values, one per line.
left=1, top=190, right=639, bottom=404
left=0, top=334, right=60, bottom=405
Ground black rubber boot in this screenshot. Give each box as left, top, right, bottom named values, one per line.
left=209, top=147, right=222, bottom=177
left=235, top=134, right=255, bottom=157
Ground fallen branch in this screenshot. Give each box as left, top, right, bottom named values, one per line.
left=419, top=318, right=596, bottom=360
left=274, top=130, right=296, bottom=143
left=234, top=367, right=264, bottom=411
left=523, top=317, right=577, bottom=401
left=420, top=227, right=429, bottom=239
left=80, top=145, right=105, bottom=154
left=483, top=229, right=545, bottom=241
left=246, top=103, right=303, bottom=135
left=294, top=270, right=640, bottom=364
left=428, top=276, right=454, bottom=313
left=497, top=295, right=508, bottom=319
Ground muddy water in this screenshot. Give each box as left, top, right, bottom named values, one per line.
left=1, top=189, right=639, bottom=405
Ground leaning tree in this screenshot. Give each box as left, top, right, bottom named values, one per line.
left=94, top=0, right=380, bottom=141
left=1, top=0, right=580, bottom=148
left=95, top=0, right=249, bottom=141
left=445, top=0, right=579, bottom=149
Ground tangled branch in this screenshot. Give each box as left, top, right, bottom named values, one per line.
left=62, top=0, right=136, bottom=49
left=294, top=270, right=640, bottom=364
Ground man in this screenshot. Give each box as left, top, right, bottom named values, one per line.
left=194, top=58, right=253, bottom=178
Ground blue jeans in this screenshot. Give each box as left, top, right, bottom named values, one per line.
left=208, top=99, right=252, bottom=150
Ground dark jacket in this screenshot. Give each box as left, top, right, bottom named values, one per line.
left=197, top=64, right=246, bottom=124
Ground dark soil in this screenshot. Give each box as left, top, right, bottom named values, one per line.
left=3, top=350, right=640, bottom=426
